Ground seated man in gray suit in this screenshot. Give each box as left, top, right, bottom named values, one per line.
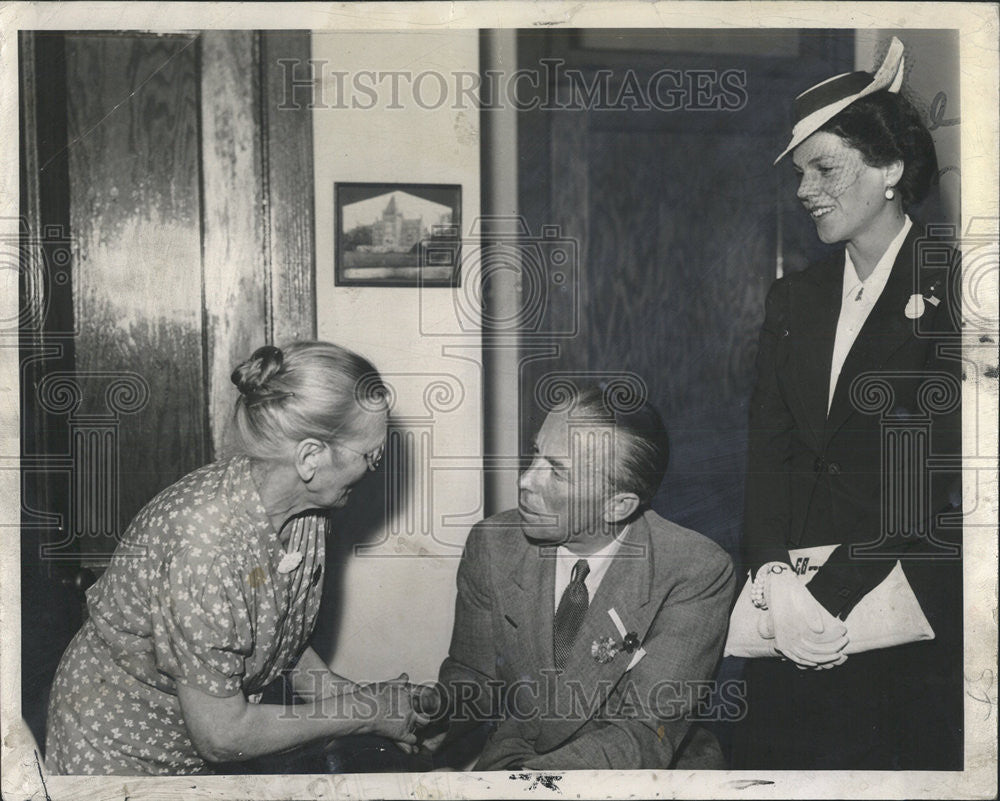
left=422, top=385, right=735, bottom=770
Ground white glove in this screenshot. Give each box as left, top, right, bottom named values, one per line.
left=766, top=571, right=849, bottom=669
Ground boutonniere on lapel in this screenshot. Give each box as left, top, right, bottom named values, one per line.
left=905, top=279, right=944, bottom=320
left=591, top=608, right=648, bottom=669
left=591, top=636, right=620, bottom=664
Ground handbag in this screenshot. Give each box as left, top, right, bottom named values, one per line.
left=724, top=544, right=935, bottom=658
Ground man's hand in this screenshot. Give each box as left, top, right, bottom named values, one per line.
left=766, top=572, right=849, bottom=668
left=418, top=729, right=448, bottom=754
left=410, top=683, right=448, bottom=754
left=411, top=683, right=445, bottom=718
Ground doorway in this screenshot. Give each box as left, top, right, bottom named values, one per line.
left=514, top=28, right=853, bottom=555
left=18, top=30, right=316, bottom=748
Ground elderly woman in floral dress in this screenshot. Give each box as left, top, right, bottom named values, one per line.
left=46, top=341, right=425, bottom=774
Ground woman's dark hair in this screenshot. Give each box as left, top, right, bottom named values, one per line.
left=818, top=89, right=938, bottom=211
left=231, top=340, right=387, bottom=460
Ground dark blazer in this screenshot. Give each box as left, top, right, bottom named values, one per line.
left=744, top=222, right=962, bottom=626
left=438, top=508, right=734, bottom=770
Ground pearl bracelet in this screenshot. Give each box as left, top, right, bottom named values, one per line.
left=751, top=562, right=791, bottom=610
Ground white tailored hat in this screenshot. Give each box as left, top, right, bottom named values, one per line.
left=774, top=36, right=905, bottom=165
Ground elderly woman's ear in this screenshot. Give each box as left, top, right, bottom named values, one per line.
left=294, top=438, right=329, bottom=483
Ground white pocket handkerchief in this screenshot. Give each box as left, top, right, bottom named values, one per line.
left=608, top=607, right=647, bottom=671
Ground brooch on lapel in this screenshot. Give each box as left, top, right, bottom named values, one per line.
left=277, top=550, right=303, bottom=574
left=905, top=280, right=943, bottom=320
left=904, top=294, right=926, bottom=319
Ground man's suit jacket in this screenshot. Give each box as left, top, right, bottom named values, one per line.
left=438, top=508, right=735, bottom=770
left=744, top=222, right=962, bottom=629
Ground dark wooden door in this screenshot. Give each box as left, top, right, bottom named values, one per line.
left=516, top=30, right=853, bottom=557
left=18, top=30, right=316, bottom=748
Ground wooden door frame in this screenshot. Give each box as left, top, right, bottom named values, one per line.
left=19, top=29, right=318, bottom=559
left=16, top=28, right=317, bottom=750
left=201, top=30, right=318, bottom=456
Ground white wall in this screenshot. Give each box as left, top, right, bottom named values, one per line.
left=311, top=31, right=482, bottom=683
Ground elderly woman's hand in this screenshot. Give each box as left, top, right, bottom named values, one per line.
left=350, top=673, right=432, bottom=749
left=765, top=572, right=849, bottom=669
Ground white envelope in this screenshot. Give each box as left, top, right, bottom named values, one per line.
left=724, top=544, right=935, bottom=658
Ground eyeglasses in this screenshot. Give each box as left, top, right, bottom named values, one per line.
left=336, top=440, right=385, bottom=472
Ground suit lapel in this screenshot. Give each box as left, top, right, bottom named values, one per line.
left=825, top=226, right=921, bottom=440
left=788, top=255, right=843, bottom=449
left=534, top=518, right=658, bottom=753
left=503, top=530, right=556, bottom=675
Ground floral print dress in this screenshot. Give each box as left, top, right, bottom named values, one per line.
left=46, top=455, right=329, bottom=775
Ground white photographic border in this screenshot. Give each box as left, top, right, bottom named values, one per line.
left=1, top=2, right=996, bottom=799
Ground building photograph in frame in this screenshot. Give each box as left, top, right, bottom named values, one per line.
left=335, top=182, right=461, bottom=286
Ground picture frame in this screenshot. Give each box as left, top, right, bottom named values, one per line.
left=334, top=182, right=462, bottom=287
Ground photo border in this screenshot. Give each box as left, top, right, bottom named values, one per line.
left=1, top=3, right=996, bottom=800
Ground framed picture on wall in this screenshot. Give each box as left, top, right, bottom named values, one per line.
left=335, top=182, right=462, bottom=287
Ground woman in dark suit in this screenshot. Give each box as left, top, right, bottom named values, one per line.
left=735, top=38, right=963, bottom=769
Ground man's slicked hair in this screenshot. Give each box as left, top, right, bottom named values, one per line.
left=564, top=384, right=670, bottom=506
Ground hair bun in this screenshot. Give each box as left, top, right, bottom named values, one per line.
left=231, top=345, right=284, bottom=398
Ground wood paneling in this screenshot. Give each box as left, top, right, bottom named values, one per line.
left=20, top=29, right=319, bottom=749
left=19, top=30, right=83, bottom=748
left=30, top=30, right=317, bottom=557
left=65, top=33, right=204, bottom=558
left=517, top=32, right=853, bottom=554
left=548, top=112, right=590, bottom=349
left=589, top=130, right=772, bottom=554
left=200, top=31, right=268, bottom=458
left=531, top=127, right=773, bottom=553
left=261, top=31, right=317, bottom=346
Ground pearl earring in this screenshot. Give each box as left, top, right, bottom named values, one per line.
left=885, top=186, right=895, bottom=200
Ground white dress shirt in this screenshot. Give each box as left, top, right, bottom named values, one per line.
left=828, top=216, right=912, bottom=412
left=553, top=525, right=629, bottom=610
